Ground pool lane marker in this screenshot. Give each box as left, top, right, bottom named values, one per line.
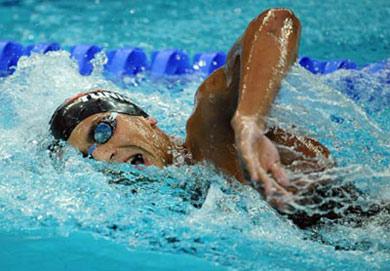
left=0, top=41, right=23, bottom=77
left=2, top=40, right=389, bottom=78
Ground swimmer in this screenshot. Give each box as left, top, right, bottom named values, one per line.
left=49, top=9, right=356, bottom=227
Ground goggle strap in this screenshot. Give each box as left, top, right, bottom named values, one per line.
left=87, top=144, right=97, bottom=157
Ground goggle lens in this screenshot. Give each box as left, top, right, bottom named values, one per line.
left=87, top=113, right=117, bottom=157
left=94, top=122, right=114, bottom=144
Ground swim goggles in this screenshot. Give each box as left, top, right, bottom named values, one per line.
left=49, top=90, right=149, bottom=141
left=87, top=113, right=117, bottom=157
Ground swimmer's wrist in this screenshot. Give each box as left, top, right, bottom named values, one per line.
left=231, top=113, right=266, bottom=133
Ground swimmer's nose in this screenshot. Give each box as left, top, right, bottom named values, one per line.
left=89, top=144, right=117, bottom=162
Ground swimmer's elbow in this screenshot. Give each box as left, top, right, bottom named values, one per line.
left=256, top=8, right=301, bottom=31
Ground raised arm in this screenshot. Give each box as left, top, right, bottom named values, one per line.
left=229, top=9, right=301, bottom=197
left=229, top=9, right=300, bottom=120
left=186, top=9, right=304, bottom=204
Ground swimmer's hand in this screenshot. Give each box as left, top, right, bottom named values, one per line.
left=232, top=116, right=292, bottom=208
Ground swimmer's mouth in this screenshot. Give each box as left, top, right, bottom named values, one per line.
left=126, top=153, right=148, bottom=166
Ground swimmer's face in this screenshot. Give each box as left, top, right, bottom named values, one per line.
left=68, top=113, right=173, bottom=167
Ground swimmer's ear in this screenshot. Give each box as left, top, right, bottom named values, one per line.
left=146, top=117, right=158, bottom=127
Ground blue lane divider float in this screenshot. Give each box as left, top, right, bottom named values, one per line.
left=24, top=42, right=61, bottom=56
left=1, top=40, right=388, bottom=120
left=1, top=40, right=389, bottom=79
left=150, top=49, right=190, bottom=75
left=193, top=52, right=226, bottom=74
left=0, top=41, right=23, bottom=77
left=299, top=56, right=357, bottom=74
left=105, top=47, right=147, bottom=77
left=70, top=45, right=102, bottom=75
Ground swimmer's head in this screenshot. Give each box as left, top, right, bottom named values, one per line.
left=50, top=89, right=149, bottom=141
left=49, top=90, right=174, bottom=167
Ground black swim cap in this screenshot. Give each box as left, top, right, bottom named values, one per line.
left=49, top=89, right=149, bottom=140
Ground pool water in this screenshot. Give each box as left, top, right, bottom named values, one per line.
left=1, top=0, right=389, bottom=64
left=0, top=1, right=389, bottom=270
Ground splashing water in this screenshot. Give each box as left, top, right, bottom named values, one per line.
left=0, top=52, right=389, bottom=270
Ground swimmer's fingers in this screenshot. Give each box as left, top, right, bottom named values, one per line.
left=245, top=159, right=271, bottom=192
left=269, top=161, right=290, bottom=188
left=254, top=167, right=293, bottom=211
left=256, top=134, right=290, bottom=188
left=236, top=132, right=289, bottom=187
left=260, top=169, right=290, bottom=197
left=231, top=118, right=291, bottom=200
left=240, top=149, right=294, bottom=213
left=246, top=158, right=291, bottom=198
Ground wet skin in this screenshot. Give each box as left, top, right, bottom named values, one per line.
left=67, top=9, right=332, bottom=210
left=68, top=113, right=174, bottom=168
left=186, top=9, right=331, bottom=203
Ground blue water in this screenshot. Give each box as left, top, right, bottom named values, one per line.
left=1, top=0, right=389, bottom=64
left=0, top=1, right=389, bottom=270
